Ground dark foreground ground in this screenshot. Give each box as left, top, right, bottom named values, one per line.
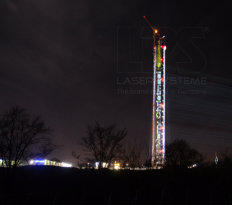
left=0, top=166, right=231, bottom=205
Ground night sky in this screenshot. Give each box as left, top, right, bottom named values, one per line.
left=0, top=0, right=231, bottom=164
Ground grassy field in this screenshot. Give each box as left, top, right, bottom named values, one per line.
left=0, top=166, right=231, bottom=205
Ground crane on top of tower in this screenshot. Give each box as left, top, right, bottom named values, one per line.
left=143, top=16, right=159, bottom=35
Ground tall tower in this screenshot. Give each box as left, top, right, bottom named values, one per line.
left=143, top=16, right=166, bottom=168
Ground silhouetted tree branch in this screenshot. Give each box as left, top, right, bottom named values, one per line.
left=121, top=143, right=142, bottom=168
left=72, top=151, right=82, bottom=167
left=81, top=121, right=127, bottom=168
left=0, top=106, right=56, bottom=168
left=165, top=139, right=203, bottom=168
left=217, top=148, right=232, bottom=167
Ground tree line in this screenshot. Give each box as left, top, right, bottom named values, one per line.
left=0, top=106, right=231, bottom=170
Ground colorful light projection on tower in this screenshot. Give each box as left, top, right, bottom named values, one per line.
left=143, top=16, right=166, bottom=167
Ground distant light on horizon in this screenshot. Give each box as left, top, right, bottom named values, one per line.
left=61, top=162, right=72, bottom=168
left=29, top=159, right=72, bottom=168
left=114, top=162, right=120, bottom=170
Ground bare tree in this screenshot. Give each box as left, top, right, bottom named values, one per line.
left=143, top=146, right=152, bottom=168
left=121, top=143, right=142, bottom=168
left=217, top=148, right=232, bottom=167
left=72, top=151, right=81, bottom=168
left=165, top=139, right=203, bottom=168
left=0, top=106, right=55, bottom=168
left=81, top=121, right=127, bottom=168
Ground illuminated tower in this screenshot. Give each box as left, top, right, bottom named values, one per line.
left=143, top=16, right=166, bottom=168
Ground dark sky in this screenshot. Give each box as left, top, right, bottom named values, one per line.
left=0, top=0, right=231, bottom=164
